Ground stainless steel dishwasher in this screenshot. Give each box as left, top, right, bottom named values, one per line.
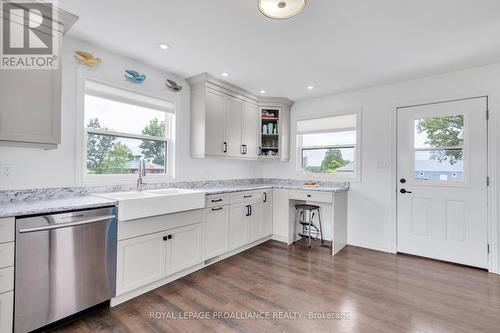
left=14, top=207, right=117, bottom=333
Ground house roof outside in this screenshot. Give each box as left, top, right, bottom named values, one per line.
left=121, top=156, right=165, bottom=171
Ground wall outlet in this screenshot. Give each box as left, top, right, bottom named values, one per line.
left=0, top=165, right=12, bottom=179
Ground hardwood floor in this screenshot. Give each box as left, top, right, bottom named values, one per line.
left=53, top=240, right=500, bottom=333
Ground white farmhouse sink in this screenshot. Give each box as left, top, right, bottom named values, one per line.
left=95, top=188, right=206, bottom=221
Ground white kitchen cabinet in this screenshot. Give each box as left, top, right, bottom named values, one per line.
left=230, top=204, right=249, bottom=250
left=225, top=96, right=243, bottom=157
left=167, top=223, right=203, bottom=275
left=0, top=291, right=13, bottom=333
left=116, top=231, right=167, bottom=294
left=205, top=89, right=226, bottom=156
left=0, top=7, right=77, bottom=149
left=262, top=190, right=273, bottom=237
left=247, top=203, right=263, bottom=243
left=204, top=206, right=230, bottom=259
left=187, top=73, right=293, bottom=160
left=242, top=103, right=260, bottom=158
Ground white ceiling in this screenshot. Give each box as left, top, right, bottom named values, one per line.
left=59, top=0, right=500, bottom=101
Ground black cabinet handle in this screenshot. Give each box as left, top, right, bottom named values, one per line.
left=249, top=205, right=252, bottom=216
left=163, top=236, right=168, bottom=241
left=211, top=198, right=223, bottom=203
left=263, top=192, right=267, bottom=202
left=244, top=195, right=253, bottom=198
left=168, top=234, right=173, bottom=239
left=246, top=205, right=250, bottom=216
left=212, top=207, right=223, bottom=211
left=307, top=194, right=312, bottom=198
left=241, top=145, right=247, bottom=154
left=223, top=142, right=227, bottom=153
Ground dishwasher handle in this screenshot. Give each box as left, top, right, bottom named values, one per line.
left=19, top=215, right=116, bottom=234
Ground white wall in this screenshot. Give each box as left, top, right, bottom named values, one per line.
left=262, top=63, right=500, bottom=273
left=0, top=37, right=260, bottom=190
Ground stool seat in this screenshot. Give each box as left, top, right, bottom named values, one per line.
left=295, top=204, right=320, bottom=210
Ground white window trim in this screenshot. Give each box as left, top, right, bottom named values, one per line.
left=75, top=69, right=176, bottom=186
left=295, top=108, right=362, bottom=182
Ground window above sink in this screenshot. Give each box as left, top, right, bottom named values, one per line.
left=77, top=78, right=176, bottom=185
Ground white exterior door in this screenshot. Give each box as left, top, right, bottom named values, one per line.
left=397, top=97, right=488, bottom=268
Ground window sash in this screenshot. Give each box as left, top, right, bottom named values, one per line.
left=86, top=128, right=167, bottom=142
left=300, top=144, right=355, bottom=150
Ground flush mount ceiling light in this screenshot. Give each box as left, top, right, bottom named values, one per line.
left=307, top=85, right=315, bottom=90
left=258, top=0, right=307, bottom=20
left=259, top=90, right=266, bottom=94
left=159, top=43, right=171, bottom=50
left=221, top=72, right=230, bottom=77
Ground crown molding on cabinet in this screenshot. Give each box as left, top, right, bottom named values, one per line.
left=186, top=73, right=294, bottom=108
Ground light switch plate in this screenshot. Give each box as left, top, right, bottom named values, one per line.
left=376, top=161, right=391, bottom=169
left=0, top=165, right=12, bottom=178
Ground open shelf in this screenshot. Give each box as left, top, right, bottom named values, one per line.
left=260, top=108, right=280, bottom=159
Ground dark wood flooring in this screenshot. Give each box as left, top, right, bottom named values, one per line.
left=53, top=240, right=500, bottom=333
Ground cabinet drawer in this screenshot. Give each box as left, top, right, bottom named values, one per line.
left=0, top=243, right=14, bottom=269
left=0, top=218, right=14, bottom=244
left=0, top=267, right=14, bottom=294
left=230, top=191, right=262, bottom=205
left=289, top=190, right=333, bottom=203
left=206, top=194, right=229, bottom=207
left=0, top=291, right=13, bottom=333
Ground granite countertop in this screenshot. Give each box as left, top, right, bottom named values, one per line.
left=0, top=196, right=118, bottom=219
left=199, top=183, right=349, bottom=195
left=0, top=178, right=349, bottom=218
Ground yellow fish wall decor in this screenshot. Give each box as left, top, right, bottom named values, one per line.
left=74, top=50, right=102, bottom=67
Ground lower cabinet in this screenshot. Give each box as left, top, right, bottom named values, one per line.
left=116, top=222, right=203, bottom=295
left=247, top=203, right=263, bottom=242
left=117, top=231, right=167, bottom=294
left=0, top=291, right=13, bottom=333
left=230, top=204, right=249, bottom=250
left=167, top=223, right=203, bottom=275
left=262, top=190, right=273, bottom=237
left=230, top=202, right=264, bottom=249
left=204, top=206, right=230, bottom=259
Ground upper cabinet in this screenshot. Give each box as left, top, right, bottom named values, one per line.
left=0, top=5, right=78, bottom=149
left=187, top=73, right=293, bottom=161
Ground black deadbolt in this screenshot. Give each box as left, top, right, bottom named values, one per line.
left=400, top=178, right=406, bottom=184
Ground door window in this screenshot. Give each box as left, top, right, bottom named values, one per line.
left=414, top=115, right=464, bottom=182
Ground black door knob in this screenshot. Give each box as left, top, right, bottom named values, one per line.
left=400, top=178, right=406, bottom=184
left=400, top=188, right=412, bottom=194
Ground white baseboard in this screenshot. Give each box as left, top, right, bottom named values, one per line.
left=270, top=234, right=288, bottom=243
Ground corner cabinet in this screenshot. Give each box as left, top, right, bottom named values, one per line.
left=0, top=7, right=78, bottom=149
left=187, top=73, right=293, bottom=161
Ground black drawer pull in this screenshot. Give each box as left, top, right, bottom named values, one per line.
left=212, top=207, right=223, bottom=211
left=307, top=194, right=312, bottom=198
left=211, top=198, right=223, bottom=203
left=244, top=195, right=253, bottom=198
